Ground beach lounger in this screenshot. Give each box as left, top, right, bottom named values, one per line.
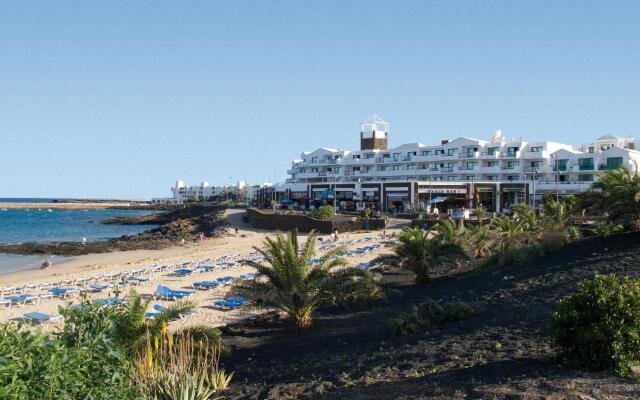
left=152, top=304, right=195, bottom=318
left=155, top=285, right=194, bottom=300
left=22, top=311, right=62, bottom=324
left=6, top=294, right=39, bottom=306
left=213, top=297, right=247, bottom=310
left=192, top=281, right=219, bottom=290
left=48, top=288, right=79, bottom=298
left=0, top=299, right=11, bottom=308
left=88, top=283, right=109, bottom=292
left=94, top=298, right=124, bottom=307
left=194, top=265, right=215, bottom=273
left=172, top=268, right=193, bottom=277
left=127, top=277, right=148, bottom=286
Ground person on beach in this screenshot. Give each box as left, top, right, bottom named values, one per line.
left=41, top=259, right=51, bottom=269
left=235, top=226, right=239, bottom=235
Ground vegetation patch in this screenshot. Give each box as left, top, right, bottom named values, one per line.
left=310, top=205, right=336, bottom=220
left=388, top=299, right=474, bottom=336
left=549, top=274, right=640, bottom=378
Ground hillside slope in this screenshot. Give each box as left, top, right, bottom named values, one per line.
left=222, top=232, right=640, bottom=399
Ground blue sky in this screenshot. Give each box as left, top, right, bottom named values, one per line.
left=1, top=1, right=639, bottom=199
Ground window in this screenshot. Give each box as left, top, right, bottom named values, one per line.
left=392, top=153, right=400, bottom=160
left=352, top=154, right=360, bottom=159
left=382, top=153, right=390, bottom=158
left=606, top=157, right=623, bottom=168
left=311, top=157, right=318, bottom=163
left=447, top=149, right=456, bottom=156
left=487, top=161, right=498, bottom=167
left=366, top=153, right=375, bottom=159
left=311, top=168, right=318, bottom=172
left=530, top=161, right=543, bottom=168
left=421, top=150, right=428, bottom=156
left=406, top=164, right=416, bottom=170
left=409, top=151, right=417, bottom=156
left=578, top=158, right=594, bottom=170
left=588, top=147, right=594, bottom=153
left=392, top=165, right=400, bottom=171
left=435, top=149, right=444, bottom=155
left=554, top=159, right=568, bottom=171
left=353, top=167, right=360, bottom=171
left=466, top=176, right=475, bottom=180
left=529, top=146, right=543, bottom=152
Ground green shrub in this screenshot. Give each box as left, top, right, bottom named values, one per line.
left=389, top=299, right=474, bottom=335
left=0, top=324, right=141, bottom=399
left=361, top=207, right=372, bottom=219
left=593, top=222, right=624, bottom=236
left=538, top=229, right=568, bottom=254
left=479, top=244, right=541, bottom=270
left=549, top=274, right=640, bottom=377
left=311, top=205, right=335, bottom=220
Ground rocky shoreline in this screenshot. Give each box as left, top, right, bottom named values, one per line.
left=0, top=205, right=230, bottom=257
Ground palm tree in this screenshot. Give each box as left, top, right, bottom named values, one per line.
left=491, top=215, right=535, bottom=252
left=372, top=226, right=468, bottom=285
left=434, top=219, right=462, bottom=244
left=472, top=208, right=487, bottom=226
left=233, top=230, right=378, bottom=329
left=510, top=204, right=541, bottom=233
left=589, top=167, right=640, bottom=230
left=110, top=290, right=210, bottom=353
left=541, top=197, right=570, bottom=230
left=468, top=224, right=494, bottom=258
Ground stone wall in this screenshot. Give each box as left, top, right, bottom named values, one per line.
left=247, top=209, right=386, bottom=233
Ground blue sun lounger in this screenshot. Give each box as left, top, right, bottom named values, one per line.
left=172, top=268, right=193, bottom=276
left=192, top=281, right=219, bottom=290
left=194, top=265, right=215, bottom=272
left=155, top=285, right=194, bottom=300
left=48, top=288, right=78, bottom=298
left=5, top=294, right=39, bottom=306
left=152, top=304, right=195, bottom=318
left=94, top=298, right=124, bottom=307
left=88, top=284, right=109, bottom=292
left=213, top=297, right=248, bottom=310
left=23, top=311, right=62, bottom=324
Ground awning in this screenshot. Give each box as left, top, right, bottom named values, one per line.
left=429, top=197, right=447, bottom=203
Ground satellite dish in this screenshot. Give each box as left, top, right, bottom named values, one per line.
left=490, top=129, right=503, bottom=143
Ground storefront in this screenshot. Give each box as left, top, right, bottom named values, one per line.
left=475, top=186, right=497, bottom=212
left=311, top=187, right=334, bottom=208
left=335, top=189, right=356, bottom=211
left=289, top=191, right=309, bottom=208
left=500, top=186, right=526, bottom=211
left=417, top=186, right=467, bottom=213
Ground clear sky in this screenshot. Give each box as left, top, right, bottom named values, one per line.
left=1, top=1, right=639, bottom=199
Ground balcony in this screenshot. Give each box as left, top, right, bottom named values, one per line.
left=552, top=166, right=568, bottom=172
left=318, top=172, right=327, bottom=176
left=429, top=167, right=439, bottom=171
left=502, top=150, right=520, bottom=158
left=402, top=156, right=412, bottom=161
left=599, top=164, right=621, bottom=171
left=458, top=165, right=478, bottom=171
left=459, top=151, right=479, bottom=159
left=579, top=164, right=594, bottom=171
left=501, top=164, right=520, bottom=170
left=440, top=167, right=454, bottom=173
left=523, top=150, right=549, bottom=159
left=480, top=151, right=500, bottom=159
left=523, top=166, right=544, bottom=173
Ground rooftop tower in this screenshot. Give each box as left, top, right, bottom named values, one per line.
left=360, top=114, right=389, bottom=151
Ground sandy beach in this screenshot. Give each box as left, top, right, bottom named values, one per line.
left=0, top=212, right=395, bottom=332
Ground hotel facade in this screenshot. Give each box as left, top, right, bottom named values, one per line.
left=277, top=115, right=640, bottom=213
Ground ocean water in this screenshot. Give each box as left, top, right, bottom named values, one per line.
left=0, top=208, right=158, bottom=274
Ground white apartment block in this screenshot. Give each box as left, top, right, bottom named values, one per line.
left=171, top=180, right=248, bottom=203
left=279, top=115, right=640, bottom=213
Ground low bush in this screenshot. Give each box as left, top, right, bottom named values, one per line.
left=478, top=244, right=541, bottom=270
left=311, top=205, right=336, bottom=220
left=389, top=299, right=474, bottom=335
left=593, top=222, right=624, bottom=236
left=549, top=274, right=640, bottom=377
left=0, top=324, right=141, bottom=399
left=538, top=229, right=569, bottom=254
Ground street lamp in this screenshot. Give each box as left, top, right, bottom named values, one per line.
left=552, top=154, right=559, bottom=202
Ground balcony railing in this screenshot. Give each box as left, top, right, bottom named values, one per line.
left=599, top=164, right=621, bottom=171
left=523, top=166, right=543, bottom=173
left=429, top=167, right=439, bottom=171
left=458, top=165, right=477, bottom=170
left=440, top=167, right=454, bottom=173
left=579, top=164, right=594, bottom=171
left=552, top=166, right=568, bottom=172
left=402, top=156, right=412, bottom=161
left=501, top=165, right=519, bottom=170
left=459, top=152, right=478, bottom=158
left=481, top=150, right=498, bottom=156
left=503, top=151, right=518, bottom=157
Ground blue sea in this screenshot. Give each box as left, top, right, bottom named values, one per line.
left=0, top=203, right=158, bottom=274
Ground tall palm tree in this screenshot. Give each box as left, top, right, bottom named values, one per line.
left=590, top=167, right=640, bottom=230
left=372, top=226, right=468, bottom=285
left=233, top=230, right=378, bottom=329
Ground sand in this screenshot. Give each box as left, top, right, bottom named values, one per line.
left=0, top=216, right=397, bottom=332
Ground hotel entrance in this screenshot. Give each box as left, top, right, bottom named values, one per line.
left=476, top=188, right=496, bottom=212
left=500, top=187, right=525, bottom=211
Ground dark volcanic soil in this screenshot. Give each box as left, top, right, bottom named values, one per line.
left=221, top=232, right=640, bottom=399
left=0, top=205, right=229, bottom=256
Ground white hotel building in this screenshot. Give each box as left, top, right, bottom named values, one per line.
left=279, top=115, right=640, bottom=213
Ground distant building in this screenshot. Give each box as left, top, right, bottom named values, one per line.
left=278, top=115, right=640, bottom=213
left=170, top=180, right=250, bottom=203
